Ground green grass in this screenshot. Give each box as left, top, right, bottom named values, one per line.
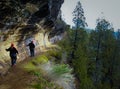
left=23, top=54, right=63, bottom=89
left=23, top=55, right=48, bottom=72
left=52, top=64, right=72, bottom=76
left=31, top=55, right=48, bottom=65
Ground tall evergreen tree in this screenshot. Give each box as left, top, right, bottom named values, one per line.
left=59, top=2, right=93, bottom=89
left=89, top=18, right=116, bottom=89
left=71, top=1, right=94, bottom=89
left=71, top=1, right=87, bottom=59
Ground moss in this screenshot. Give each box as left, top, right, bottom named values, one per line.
left=32, top=55, right=48, bottom=65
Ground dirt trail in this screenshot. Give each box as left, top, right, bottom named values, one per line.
left=0, top=58, right=36, bottom=89
left=0, top=47, right=51, bottom=89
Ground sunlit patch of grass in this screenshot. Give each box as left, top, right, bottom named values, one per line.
left=23, top=55, right=49, bottom=72
left=31, top=55, right=48, bottom=65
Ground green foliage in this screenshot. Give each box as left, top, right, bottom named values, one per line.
left=32, top=55, right=49, bottom=65
left=52, top=64, right=72, bottom=77
left=73, top=56, right=94, bottom=89
left=33, top=71, right=41, bottom=77
left=59, top=18, right=120, bottom=89
left=58, top=28, right=74, bottom=52
left=23, top=54, right=63, bottom=89
left=46, top=48, right=62, bottom=61
left=23, top=55, right=48, bottom=72
left=58, top=25, right=94, bottom=89
left=88, top=18, right=119, bottom=89
left=72, top=1, right=87, bottom=28
left=58, top=17, right=120, bottom=89
left=31, top=71, right=63, bottom=89
left=31, top=71, right=52, bottom=89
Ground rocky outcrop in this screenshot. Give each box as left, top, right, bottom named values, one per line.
left=0, top=0, right=65, bottom=39
left=49, top=0, right=64, bottom=20
left=0, top=0, right=64, bottom=27
left=0, top=0, right=65, bottom=73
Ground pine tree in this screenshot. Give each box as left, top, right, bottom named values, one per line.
left=89, top=18, right=116, bottom=89
left=71, top=1, right=87, bottom=59
left=71, top=1, right=94, bottom=89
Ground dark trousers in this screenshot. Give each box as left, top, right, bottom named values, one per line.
left=10, top=56, right=17, bottom=66
left=30, top=49, right=35, bottom=57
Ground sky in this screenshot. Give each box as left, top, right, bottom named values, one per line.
left=61, top=0, right=120, bottom=31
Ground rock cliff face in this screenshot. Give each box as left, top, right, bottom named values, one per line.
left=0, top=0, right=65, bottom=72
left=0, top=0, right=65, bottom=39
left=0, top=0, right=65, bottom=42
left=0, top=0, right=64, bottom=26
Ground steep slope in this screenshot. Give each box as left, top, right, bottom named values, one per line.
left=0, top=50, right=76, bottom=89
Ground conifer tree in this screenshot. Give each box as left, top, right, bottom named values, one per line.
left=71, top=1, right=87, bottom=59
left=71, top=1, right=94, bottom=89
left=89, top=18, right=116, bottom=89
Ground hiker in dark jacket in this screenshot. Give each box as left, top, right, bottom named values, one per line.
left=6, top=43, right=18, bottom=66
left=27, top=41, right=35, bottom=57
